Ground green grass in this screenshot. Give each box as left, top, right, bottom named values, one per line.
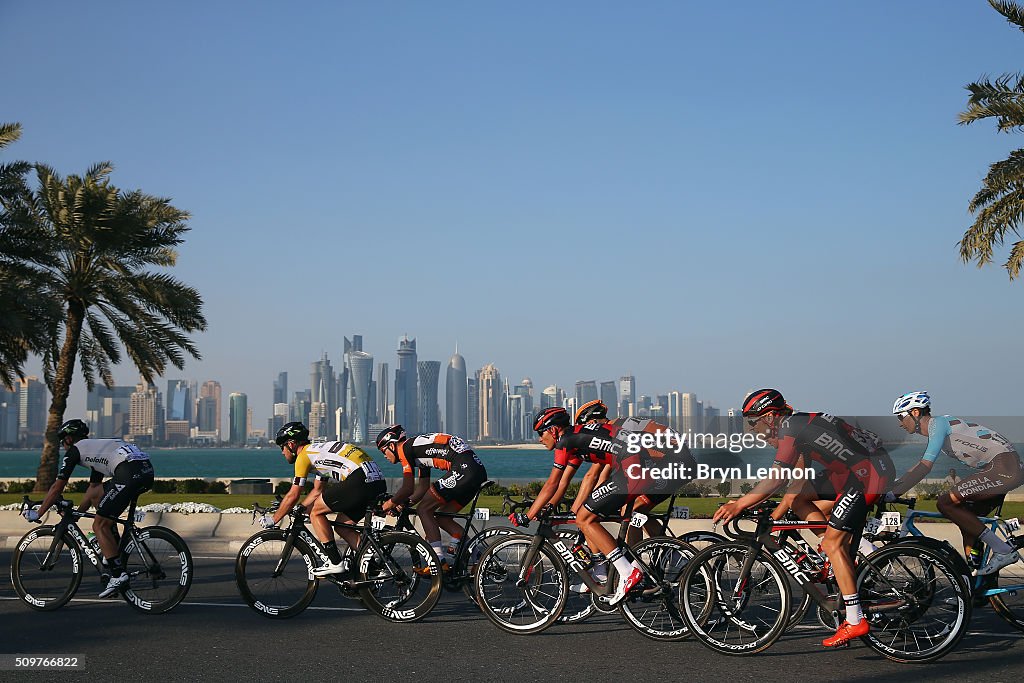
left=6, top=491, right=1024, bottom=522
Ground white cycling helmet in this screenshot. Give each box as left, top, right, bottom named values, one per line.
left=892, top=391, right=930, bottom=415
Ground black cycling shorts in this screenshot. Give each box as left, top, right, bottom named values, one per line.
left=322, top=469, right=388, bottom=521
left=429, top=457, right=487, bottom=507
left=584, top=469, right=634, bottom=518
left=953, top=452, right=1024, bottom=506
left=97, top=460, right=154, bottom=520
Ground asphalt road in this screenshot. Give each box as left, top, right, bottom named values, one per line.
left=2, top=549, right=1024, bottom=682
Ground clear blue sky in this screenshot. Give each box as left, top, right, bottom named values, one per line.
left=4, top=1, right=1024, bottom=423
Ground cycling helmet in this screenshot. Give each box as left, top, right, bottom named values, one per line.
left=533, top=407, right=570, bottom=433
left=58, top=419, right=89, bottom=440
left=742, top=389, right=787, bottom=417
left=574, top=399, right=608, bottom=425
left=893, top=391, right=930, bottom=415
left=275, top=421, right=309, bottom=446
left=375, top=424, right=406, bottom=450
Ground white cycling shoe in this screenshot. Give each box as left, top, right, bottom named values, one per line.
left=608, top=566, right=644, bottom=606
left=312, top=558, right=350, bottom=577
left=978, top=551, right=1020, bottom=576
left=99, top=573, right=129, bottom=598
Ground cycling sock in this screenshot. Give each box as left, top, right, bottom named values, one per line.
left=843, top=594, right=862, bottom=625
left=978, top=528, right=1014, bottom=554
left=323, top=541, right=343, bottom=564
left=108, top=557, right=124, bottom=578
left=857, top=537, right=877, bottom=556
left=431, top=541, right=446, bottom=562
left=607, top=546, right=633, bottom=579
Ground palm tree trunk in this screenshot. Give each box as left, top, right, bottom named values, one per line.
left=34, top=301, right=84, bottom=492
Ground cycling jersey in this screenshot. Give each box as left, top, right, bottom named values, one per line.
left=922, top=416, right=1017, bottom=469
left=57, top=439, right=151, bottom=483
left=395, top=433, right=482, bottom=475
left=613, top=417, right=696, bottom=504
left=552, top=423, right=632, bottom=470
left=293, top=441, right=383, bottom=486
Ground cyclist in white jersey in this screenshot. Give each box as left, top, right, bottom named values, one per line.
left=24, top=419, right=154, bottom=596
left=888, top=392, right=1024, bottom=575
left=264, top=421, right=387, bottom=576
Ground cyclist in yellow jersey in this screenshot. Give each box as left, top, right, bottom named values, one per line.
left=265, top=422, right=387, bottom=576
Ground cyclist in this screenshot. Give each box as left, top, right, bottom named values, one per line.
left=713, top=389, right=894, bottom=648
left=514, top=407, right=644, bottom=605
left=573, top=400, right=696, bottom=544
left=375, top=425, right=487, bottom=571
left=888, top=391, right=1024, bottom=575
left=24, top=419, right=154, bottom=597
left=266, top=421, right=387, bottom=576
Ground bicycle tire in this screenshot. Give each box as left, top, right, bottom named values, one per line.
left=357, top=531, right=442, bottom=623
left=988, top=550, right=1024, bottom=631
left=679, top=542, right=791, bottom=655
left=11, top=526, right=83, bottom=611
left=680, top=530, right=727, bottom=551
left=122, top=526, right=193, bottom=614
left=235, top=529, right=319, bottom=618
left=618, top=536, right=697, bottom=641
left=474, top=536, right=568, bottom=635
left=458, top=525, right=519, bottom=604
left=857, top=543, right=971, bottom=663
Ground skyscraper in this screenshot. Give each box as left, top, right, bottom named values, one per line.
left=394, top=336, right=418, bottom=432
left=600, top=381, right=618, bottom=419
left=0, top=387, right=17, bottom=446
left=513, top=379, right=534, bottom=427
left=17, top=377, right=47, bottom=446
left=477, top=364, right=502, bottom=442
left=418, top=360, right=441, bottom=434
left=273, top=372, right=288, bottom=406
left=130, top=379, right=161, bottom=445
left=348, top=351, right=374, bottom=442
left=681, top=393, right=700, bottom=434
left=166, top=379, right=192, bottom=423
left=466, top=377, right=479, bottom=441
left=667, top=391, right=682, bottom=431
left=507, top=393, right=526, bottom=442
left=200, top=380, right=222, bottom=441
left=619, top=375, right=636, bottom=418
left=446, top=350, right=468, bottom=437
left=575, top=380, right=598, bottom=408
left=310, top=353, right=337, bottom=438
left=229, top=392, right=248, bottom=445
left=377, top=362, right=390, bottom=426
left=86, top=385, right=134, bottom=438
left=541, top=385, right=564, bottom=410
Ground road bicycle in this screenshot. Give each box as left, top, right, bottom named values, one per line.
left=234, top=495, right=442, bottom=622
left=473, top=505, right=699, bottom=640
left=391, top=479, right=518, bottom=604
left=679, top=504, right=972, bottom=662
left=12, top=495, right=193, bottom=614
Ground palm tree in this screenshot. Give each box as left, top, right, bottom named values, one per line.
left=959, top=0, right=1024, bottom=279
left=19, top=161, right=206, bottom=490
left=0, top=123, right=57, bottom=388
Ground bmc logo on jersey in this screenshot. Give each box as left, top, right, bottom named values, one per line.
left=812, top=433, right=856, bottom=461
left=588, top=437, right=622, bottom=454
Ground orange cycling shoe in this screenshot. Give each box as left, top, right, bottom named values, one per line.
left=413, top=560, right=448, bottom=577
left=822, top=620, right=869, bottom=648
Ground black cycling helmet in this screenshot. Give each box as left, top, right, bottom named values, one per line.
left=574, top=399, right=608, bottom=425
left=275, top=421, right=309, bottom=446
left=741, top=389, right=788, bottom=417
left=533, top=407, right=570, bottom=433
left=375, top=424, right=406, bottom=450
left=58, top=419, right=89, bottom=440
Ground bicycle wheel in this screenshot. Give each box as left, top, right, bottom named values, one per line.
left=857, top=544, right=971, bottom=663
left=619, top=537, right=697, bottom=641
left=680, top=542, right=791, bottom=655
left=235, top=529, right=319, bottom=618
left=11, top=526, right=83, bottom=611
left=989, top=551, right=1024, bottom=631
left=458, top=526, right=519, bottom=604
left=121, top=526, right=193, bottom=614
left=357, top=531, right=442, bottom=623
left=474, top=536, right=568, bottom=634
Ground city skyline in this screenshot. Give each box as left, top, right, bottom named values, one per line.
left=7, top=3, right=1024, bottom=422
